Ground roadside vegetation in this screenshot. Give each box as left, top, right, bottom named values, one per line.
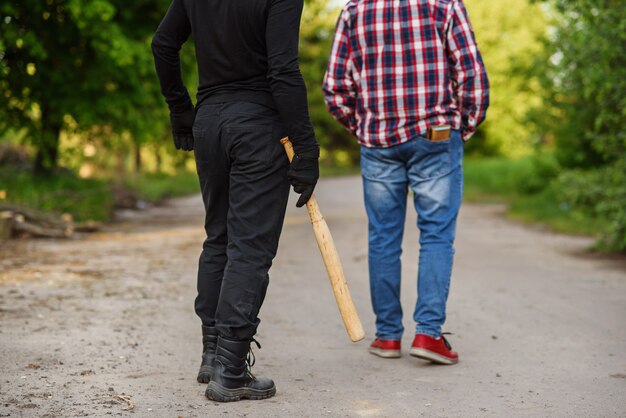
left=0, top=165, right=113, bottom=222
left=0, top=163, right=198, bottom=222
left=464, top=157, right=610, bottom=239
left=0, top=0, right=623, bottom=250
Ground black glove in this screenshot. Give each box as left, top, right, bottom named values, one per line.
left=170, top=108, right=195, bottom=152
left=288, top=154, right=319, bottom=208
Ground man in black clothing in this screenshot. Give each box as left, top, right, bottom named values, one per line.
left=151, top=0, right=320, bottom=402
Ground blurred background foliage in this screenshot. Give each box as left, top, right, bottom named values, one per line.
left=0, top=0, right=624, bottom=251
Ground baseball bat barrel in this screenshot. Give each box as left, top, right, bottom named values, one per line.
left=280, top=138, right=365, bottom=343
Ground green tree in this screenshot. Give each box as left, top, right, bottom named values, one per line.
left=537, top=0, right=626, bottom=169
left=537, top=0, right=626, bottom=251
left=464, top=0, right=548, bottom=157
left=300, top=0, right=359, bottom=166
left=0, top=0, right=171, bottom=174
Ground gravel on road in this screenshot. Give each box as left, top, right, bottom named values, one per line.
left=1, top=176, right=625, bottom=417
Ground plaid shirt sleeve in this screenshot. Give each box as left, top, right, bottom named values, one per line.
left=446, top=0, right=490, bottom=141
left=323, top=8, right=357, bottom=134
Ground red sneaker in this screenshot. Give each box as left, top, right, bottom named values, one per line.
left=368, top=338, right=401, bottom=358
left=410, top=334, right=458, bottom=365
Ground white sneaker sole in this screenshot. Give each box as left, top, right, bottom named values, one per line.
left=410, top=347, right=458, bottom=365
left=368, top=347, right=401, bottom=358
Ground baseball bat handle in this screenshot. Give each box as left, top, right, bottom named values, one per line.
left=281, top=137, right=365, bottom=342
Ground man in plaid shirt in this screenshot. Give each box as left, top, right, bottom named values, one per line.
left=323, top=0, right=489, bottom=364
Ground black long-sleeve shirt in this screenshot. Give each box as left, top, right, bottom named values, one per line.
left=151, top=0, right=319, bottom=156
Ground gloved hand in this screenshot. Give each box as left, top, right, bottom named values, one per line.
left=288, top=154, right=319, bottom=208
left=170, top=107, right=195, bottom=151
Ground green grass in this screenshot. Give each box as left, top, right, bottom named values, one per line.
left=2, top=157, right=607, bottom=239
left=320, top=164, right=360, bottom=178
left=0, top=168, right=113, bottom=222
left=123, top=171, right=199, bottom=202
left=464, top=157, right=523, bottom=203
left=508, top=187, right=608, bottom=236
left=464, top=157, right=608, bottom=237
left=0, top=164, right=358, bottom=225
left=0, top=168, right=201, bottom=223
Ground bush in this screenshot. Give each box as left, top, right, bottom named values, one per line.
left=0, top=144, right=31, bottom=170
left=123, top=172, right=199, bottom=202
left=464, top=155, right=612, bottom=243
left=513, top=154, right=559, bottom=194
left=558, top=161, right=626, bottom=251
left=0, top=168, right=114, bottom=222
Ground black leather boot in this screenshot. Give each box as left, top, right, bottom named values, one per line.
left=205, top=337, right=276, bottom=402
left=197, top=326, right=217, bottom=383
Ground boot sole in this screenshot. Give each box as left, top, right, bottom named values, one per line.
left=410, top=347, right=458, bottom=365
left=368, top=347, right=401, bottom=358
left=206, top=381, right=276, bottom=402
left=197, top=365, right=213, bottom=383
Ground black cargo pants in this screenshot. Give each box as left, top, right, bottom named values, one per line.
left=192, top=101, right=290, bottom=341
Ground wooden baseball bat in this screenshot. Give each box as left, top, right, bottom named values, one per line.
left=280, top=137, right=365, bottom=343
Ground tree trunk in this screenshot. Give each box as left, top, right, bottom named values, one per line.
left=174, top=153, right=188, bottom=170
left=134, top=142, right=142, bottom=173
left=116, top=148, right=125, bottom=177
left=154, top=145, right=162, bottom=173
left=34, top=127, right=61, bottom=175
left=34, top=106, right=62, bottom=175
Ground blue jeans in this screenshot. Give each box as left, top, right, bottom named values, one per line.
left=361, top=131, right=464, bottom=340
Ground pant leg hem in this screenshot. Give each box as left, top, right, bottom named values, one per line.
left=414, top=328, right=441, bottom=339
left=376, top=333, right=403, bottom=341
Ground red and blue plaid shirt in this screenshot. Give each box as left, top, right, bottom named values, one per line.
left=323, top=0, right=490, bottom=147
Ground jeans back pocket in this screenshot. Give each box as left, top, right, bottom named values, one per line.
left=412, top=136, right=453, bottom=179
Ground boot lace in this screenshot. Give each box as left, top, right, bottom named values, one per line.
left=246, top=338, right=261, bottom=379
left=441, top=332, right=453, bottom=350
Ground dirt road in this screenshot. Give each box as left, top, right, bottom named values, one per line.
left=1, top=176, right=625, bottom=417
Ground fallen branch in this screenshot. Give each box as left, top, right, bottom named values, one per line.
left=112, top=395, right=134, bottom=411
left=0, top=205, right=73, bottom=239
left=13, top=214, right=73, bottom=238
left=74, top=221, right=102, bottom=233
left=0, top=205, right=104, bottom=240
left=0, top=211, right=13, bottom=240
left=0, top=204, right=70, bottom=229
